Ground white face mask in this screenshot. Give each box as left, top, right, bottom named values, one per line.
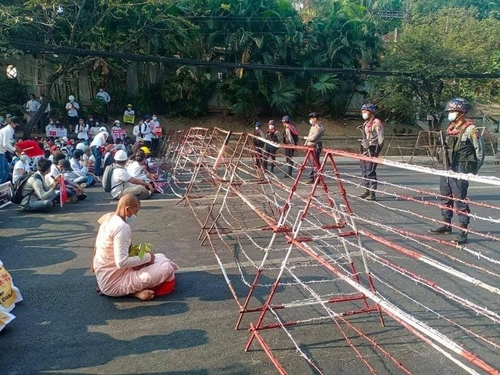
left=309, top=119, right=314, bottom=125
left=20, top=155, right=29, bottom=162
left=152, top=116, right=157, bottom=121
left=126, top=214, right=137, bottom=224
left=362, top=112, right=370, bottom=120
left=448, top=112, right=458, bottom=122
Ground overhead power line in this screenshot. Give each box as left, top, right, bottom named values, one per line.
left=9, top=40, right=500, bottom=80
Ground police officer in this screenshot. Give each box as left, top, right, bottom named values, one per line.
left=428, top=98, right=482, bottom=245
left=263, top=120, right=281, bottom=173
left=303, top=112, right=324, bottom=184
left=358, top=103, right=384, bottom=201
left=282, top=115, right=298, bottom=178
left=252, top=122, right=265, bottom=170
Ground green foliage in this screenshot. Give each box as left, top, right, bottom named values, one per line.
left=129, top=243, right=152, bottom=260
left=369, top=8, right=500, bottom=126
left=0, top=75, right=26, bottom=117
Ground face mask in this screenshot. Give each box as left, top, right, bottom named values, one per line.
left=49, top=121, right=54, bottom=125
left=99, top=89, right=103, bottom=92
left=362, top=112, right=370, bottom=120
left=255, top=127, right=260, bottom=131
left=40, top=97, right=43, bottom=101
left=152, top=116, right=157, bottom=121
left=448, top=112, right=458, bottom=122
left=309, top=119, right=314, bottom=125
left=126, top=214, right=137, bottom=224
left=20, top=155, right=28, bottom=162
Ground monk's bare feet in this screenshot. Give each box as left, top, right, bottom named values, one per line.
left=133, top=290, right=155, bottom=301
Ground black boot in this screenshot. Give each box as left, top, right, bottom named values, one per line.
left=284, top=166, right=293, bottom=178
left=451, top=225, right=468, bottom=244
left=359, top=189, right=370, bottom=199
left=263, top=161, right=268, bottom=171
left=428, top=220, right=452, bottom=235
left=366, top=192, right=376, bottom=201
left=270, top=165, right=275, bottom=173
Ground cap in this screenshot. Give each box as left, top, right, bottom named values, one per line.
left=254, top=121, right=262, bottom=128
left=140, top=146, right=151, bottom=155
left=361, top=103, right=377, bottom=113
left=10, top=116, right=22, bottom=125
left=282, top=115, right=291, bottom=123
left=268, top=120, right=276, bottom=126
left=308, top=112, right=319, bottom=118
left=73, top=149, right=84, bottom=159
left=127, top=103, right=132, bottom=107
left=75, top=143, right=88, bottom=151
left=99, top=126, right=107, bottom=132
left=58, top=159, right=73, bottom=170
left=114, top=120, right=120, bottom=125
left=50, top=145, right=60, bottom=152
left=145, top=115, right=151, bottom=120
left=60, top=147, right=68, bottom=152
left=114, top=150, right=128, bottom=161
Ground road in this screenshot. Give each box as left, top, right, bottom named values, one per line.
left=1, top=162, right=499, bottom=374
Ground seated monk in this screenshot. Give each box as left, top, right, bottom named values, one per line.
left=92, top=194, right=179, bottom=300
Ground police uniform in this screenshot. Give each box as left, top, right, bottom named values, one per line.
left=304, top=112, right=324, bottom=183
left=282, top=115, right=298, bottom=178
left=429, top=98, right=482, bottom=244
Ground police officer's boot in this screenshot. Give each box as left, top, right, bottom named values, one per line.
left=359, top=189, right=370, bottom=199
left=270, top=165, right=275, bottom=173
left=284, top=166, right=293, bottom=178
left=366, top=192, right=376, bottom=201
left=428, top=219, right=452, bottom=235
left=451, top=224, right=468, bottom=245
left=263, top=161, right=268, bottom=172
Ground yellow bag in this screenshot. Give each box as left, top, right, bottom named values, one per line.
left=0, top=261, right=23, bottom=312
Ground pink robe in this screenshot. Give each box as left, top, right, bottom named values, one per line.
left=93, top=213, right=178, bottom=297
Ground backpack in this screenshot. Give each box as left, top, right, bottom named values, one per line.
left=11, top=172, right=41, bottom=204
left=102, top=164, right=125, bottom=193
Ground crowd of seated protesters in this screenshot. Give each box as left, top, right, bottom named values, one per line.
left=2, top=116, right=162, bottom=213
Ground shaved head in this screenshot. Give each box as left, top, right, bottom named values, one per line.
left=118, top=193, right=140, bottom=210
left=116, top=194, right=141, bottom=221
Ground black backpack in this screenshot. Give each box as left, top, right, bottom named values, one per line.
left=11, top=172, right=41, bottom=204
left=102, top=164, right=124, bottom=192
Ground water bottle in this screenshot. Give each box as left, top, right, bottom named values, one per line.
left=166, top=172, right=171, bottom=183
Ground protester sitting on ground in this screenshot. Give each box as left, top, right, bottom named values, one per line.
left=48, top=144, right=61, bottom=162
left=109, top=150, right=152, bottom=200
left=47, top=154, right=85, bottom=203
left=93, top=194, right=179, bottom=300
left=19, top=159, right=60, bottom=212
left=70, top=149, right=97, bottom=185
left=127, top=149, right=157, bottom=183
left=12, top=153, right=32, bottom=184
left=58, top=158, right=93, bottom=189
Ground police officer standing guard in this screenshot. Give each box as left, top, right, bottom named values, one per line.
left=358, top=104, right=384, bottom=201
left=428, top=98, right=482, bottom=245
left=303, top=112, right=324, bottom=184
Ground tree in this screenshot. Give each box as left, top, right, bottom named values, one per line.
left=0, top=0, right=196, bottom=136
left=369, top=8, right=500, bottom=126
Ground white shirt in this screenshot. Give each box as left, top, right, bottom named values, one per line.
left=126, top=161, right=149, bottom=182
left=110, top=166, right=133, bottom=199
left=140, top=122, right=152, bottom=142
left=44, top=101, right=51, bottom=113
left=0, top=125, right=16, bottom=154
left=90, top=132, right=108, bottom=147
left=124, top=109, right=135, bottom=116
left=70, top=157, right=89, bottom=177
left=96, top=91, right=111, bottom=103
left=13, top=160, right=30, bottom=184
left=45, top=164, right=60, bottom=184
left=76, top=123, right=89, bottom=140
left=26, top=99, right=40, bottom=113
left=66, top=101, right=80, bottom=117
left=132, top=125, right=141, bottom=141
left=151, top=120, right=160, bottom=139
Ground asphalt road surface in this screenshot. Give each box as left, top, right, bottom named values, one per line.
left=1, top=162, right=499, bottom=375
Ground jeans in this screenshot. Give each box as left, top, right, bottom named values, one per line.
left=0, top=153, right=10, bottom=183
left=91, top=146, right=103, bottom=176
left=439, top=164, right=470, bottom=226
